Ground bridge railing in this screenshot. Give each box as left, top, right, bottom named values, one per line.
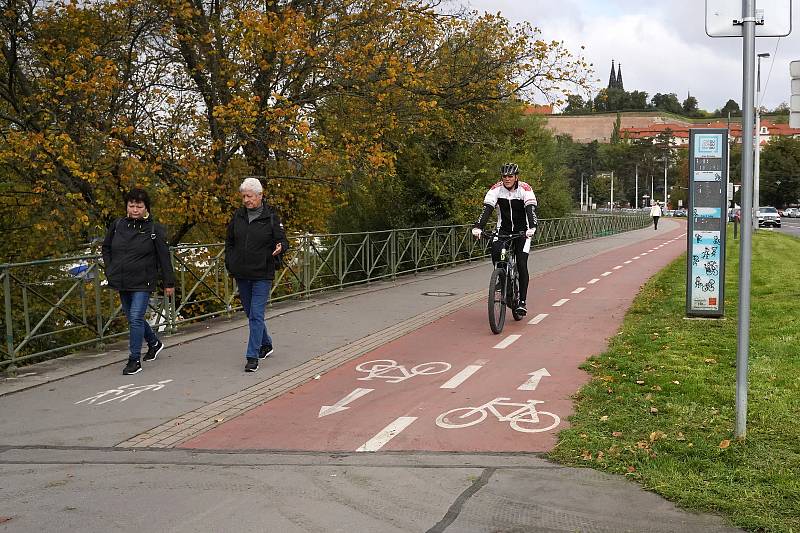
left=1, top=213, right=649, bottom=371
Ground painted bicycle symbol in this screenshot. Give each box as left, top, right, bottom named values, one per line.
left=356, top=359, right=451, bottom=384
left=75, top=380, right=173, bottom=405
left=436, top=397, right=560, bottom=433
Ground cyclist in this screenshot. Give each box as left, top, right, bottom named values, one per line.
left=471, top=163, right=538, bottom=316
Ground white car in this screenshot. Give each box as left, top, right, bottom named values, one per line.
left=756, top=207, right=781, bottom=228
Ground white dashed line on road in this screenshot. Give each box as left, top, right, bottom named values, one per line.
left=601, top=271, right=612, bottom=277
left=587, top=278, right=600, bottom=284
left=572, top=287, right=586, bottom=294
left=528, top=313, right=549, bottom=324
left=552, top=299, right=570, bottom=307
left=613, top=265, right=623, bottom=270
left=494, top=334, right=522, bottom=349
left=356, top=416, right=417, bottom=452
left=440, top=365, right=483, bottom=389
left=624, top=260, right=632, bottom=264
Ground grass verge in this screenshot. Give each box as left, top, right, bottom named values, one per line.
left=549, top=228, right=800, bottom=533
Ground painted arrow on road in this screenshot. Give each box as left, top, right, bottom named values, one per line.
left=517, top=368, right=551, bottom=391
left=318, top=388, right=374, bottom=417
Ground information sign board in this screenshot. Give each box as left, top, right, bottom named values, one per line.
left=687, top=129, right=728, bottom=317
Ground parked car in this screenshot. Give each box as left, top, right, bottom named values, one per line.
left=756, top=206, right=781, bottom=227
left=674, top=208, right=687, bottom=217
left=783, top=207, right=799, bottom=218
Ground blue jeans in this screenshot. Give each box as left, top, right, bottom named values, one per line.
left=236, top=279, right=273, bottom=359
left=119, top=291, right=157, bottom=361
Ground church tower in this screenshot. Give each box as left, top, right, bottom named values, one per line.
left=616, top=63, right=624, bottom=91
left=608, top=60, right=617, bottom=90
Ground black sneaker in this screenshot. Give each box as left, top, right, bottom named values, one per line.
left=123, top=359, right=142, bottom=375
left=143, top=340, right=164, bottom=362
left=516, top=301, right=528, bottom=316
left=244, top=357, right=259, bottom=372
left=258, top=343, right=273, bottom=359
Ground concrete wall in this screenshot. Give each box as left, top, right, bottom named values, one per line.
left=544, top=113, right=695, bottom=143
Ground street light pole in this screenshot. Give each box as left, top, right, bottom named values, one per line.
left=754, top=52, right=771, bottom=230
left=580, top=172, right=584, bottom=211
left=635, top=164, right=639, bottom=208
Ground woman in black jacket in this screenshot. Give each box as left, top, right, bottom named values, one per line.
left=225, top=177, right=288, bottom=373
left=102, top=189, right=176, bottom=375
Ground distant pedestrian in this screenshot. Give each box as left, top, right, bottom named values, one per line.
left=225, top=177, right=289, bottom=373
left=102, top=188, right=176, bottom=375
left=650, top=201, right=662, bottom=230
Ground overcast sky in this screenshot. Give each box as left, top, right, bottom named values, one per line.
left=461, top=0, right=798, bottom=112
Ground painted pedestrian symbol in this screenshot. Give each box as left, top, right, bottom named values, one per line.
left=356, top=359, right=451, bottom=384
left=436, top=397, right=560, bottom=433
left=75, top=380, right=173, bottom=405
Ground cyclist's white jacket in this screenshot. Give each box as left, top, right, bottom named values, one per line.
left=475, top=180, right=538, bottom=253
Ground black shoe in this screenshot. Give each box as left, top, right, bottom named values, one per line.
left=258, top=343, right=273, bottom=359
left=143, top=340, right=164, bottom=362
left=516, top=301, right=528, bottom=316
left=123, top=359, right=142, bottom=375
left=245, top=357, right=259, bottom=372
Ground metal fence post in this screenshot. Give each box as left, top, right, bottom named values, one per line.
left=94, top=259, right=105, bottom=348
left=303, top=233, right=311, bottom=299
left=390, top=230, right=397, bottom=281
left=3, top=269, right=16, bottom=375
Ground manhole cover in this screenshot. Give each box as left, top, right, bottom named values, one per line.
left=422, top=291, right=456, bottom=297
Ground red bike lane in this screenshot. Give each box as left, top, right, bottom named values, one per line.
left=182, top=228, right=686, bottom=453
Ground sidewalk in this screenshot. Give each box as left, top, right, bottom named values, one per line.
left=0, top=218, right=743, bottom=532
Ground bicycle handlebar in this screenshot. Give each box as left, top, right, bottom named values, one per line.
left=486, top=231, right=528, bottom=239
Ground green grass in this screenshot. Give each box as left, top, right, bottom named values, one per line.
left=549, top=228, right=800, bottom=532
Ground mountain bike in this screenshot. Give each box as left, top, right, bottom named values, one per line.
left=486, top=231, right=526, bottom=334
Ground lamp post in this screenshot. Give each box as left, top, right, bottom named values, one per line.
left=580, top=172, right=584, bottom=211
left=754, top=52, right=770, bottom=230
left=658, top=155, right=669, bottom=207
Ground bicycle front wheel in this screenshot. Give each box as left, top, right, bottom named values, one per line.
left=488, top=267, right=506, bottom=334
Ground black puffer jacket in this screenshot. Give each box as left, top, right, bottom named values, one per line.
left=101, top=216, right=176, bottom=292
left=225, top=205, right=289, bottom=281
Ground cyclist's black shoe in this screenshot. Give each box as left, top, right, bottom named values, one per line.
left=245, top=357, right=259, bottom=372
left=123, top=359, right=142, bottom=375
left=143, top=340, right=164, bottom=362
left=516, top=301, right=528, bottom=316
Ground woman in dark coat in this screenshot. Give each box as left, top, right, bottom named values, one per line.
left=102, top=188, right=176, bottom=375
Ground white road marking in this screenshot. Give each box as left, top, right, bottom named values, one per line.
left=517, top=368, right=551, bottom=391
left=571, top=287, right=586, bottom=294
left=356, top=416, right=417, bottom=452
left=587, top=278, right=600, bottom=284
left=601, top=271, right=612, bottom=277
left=624, top=260, right=632, bottom=264
left=528, top=313, right=549, bottom=324
left=440, top=365, right=482, bottom=389
left=633, top=256, right=641, bottom=260
left=318, top=388, right=374, bottom=417
left=641, top=252, right=649, bottom=256
left=552, top=298, right=570, bottom=307
left=613, top=265, right=623, bottom=270
left=494, top=334, right=522, bottom=349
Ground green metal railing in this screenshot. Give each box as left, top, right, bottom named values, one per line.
left=1, top=214, right=649, bottom=372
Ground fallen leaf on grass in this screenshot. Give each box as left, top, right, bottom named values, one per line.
left=649, top=407, right=659, bottom=414
left=651, top=385, right=662, bottom=391
left=650, top=431, right=666, bottom=442
left=612, top=431, right=623, bottom=437
left=676, top=433, right=686, bottom=441
left=626, top=466, right=636, bottom=473
left=672, top=380, right=680, bottom=385
left=599, top=415, right=609, bottom=421
left=581, top=450, right=592, bottom=461
left=704, top=358, right=717, bottom=364
left=719, top=439, right=731, bottom=449
left=635, top=380, right=645, bottom=385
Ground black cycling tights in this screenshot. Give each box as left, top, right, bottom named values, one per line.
left=491, top=238, right=530, bottom=302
